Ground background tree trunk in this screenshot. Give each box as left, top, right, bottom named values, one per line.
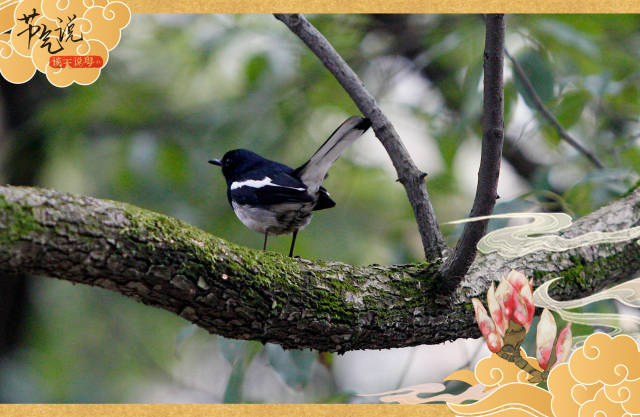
left=0, top=76, right=61, bottom=371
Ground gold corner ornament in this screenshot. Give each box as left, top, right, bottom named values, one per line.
left=369, top=269, right=640, bottom=416
left=0, top=0, right=131, bottom=87
left=445, top=332, right=640, bottom=417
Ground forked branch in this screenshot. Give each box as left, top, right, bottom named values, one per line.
left=274, top=13, right=446, bottom=261
left=440, top=14, right=505, bottom=289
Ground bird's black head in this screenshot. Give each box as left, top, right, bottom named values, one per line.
left=208, top=149, right=266, bottom=180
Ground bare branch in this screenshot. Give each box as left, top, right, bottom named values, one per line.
left=505, top=48, right=605, bottom=169
left=274, top=13, right=446, bottom=261
left=440, top=15, right=506, bottom=289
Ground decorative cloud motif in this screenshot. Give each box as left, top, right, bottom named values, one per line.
left=0, top=32, right=36, bottom=83
left=0, top=0, right=20, bottom=32
left=569, top=333, right=640, bottom=386
left=448, top=383, right=553, bottom=417
left=82, top=1, right=130, bottom=50
left=474, top=349, right=542, bottom=389
left=1, top=0, right=130, bottom=86
left=445, top=212, right=640, bottom=259
left=447, top=333, right=640, bottom=417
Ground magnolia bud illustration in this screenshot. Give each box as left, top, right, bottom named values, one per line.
left=536, top=308, right=557, bottom=370
left=487, top=282, right=507, bottom=337
left=514, top=283, right=535, bottom=331
left=506, top=269, right=529, bottom=291
left=494, top=271, right=535, bottom=331
left=555, top=323, right=573, bottom=365
left=472, top=298, right=504, bottom=353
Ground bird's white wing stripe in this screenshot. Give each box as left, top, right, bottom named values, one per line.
left=230, top=176, right=306, bottom=191
left=230, top=177, right=272, bottom=190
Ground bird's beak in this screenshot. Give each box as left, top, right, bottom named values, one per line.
left=208, top=159, right=222, bottom=166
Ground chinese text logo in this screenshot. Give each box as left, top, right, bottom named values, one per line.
left=0, top=0, right=131, bottom=87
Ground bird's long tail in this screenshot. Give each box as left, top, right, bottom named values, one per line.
left=293, top=116, right=371, bottom=192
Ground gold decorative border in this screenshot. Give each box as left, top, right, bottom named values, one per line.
left=5, top=2, right=636, bottom=415
left=0, top=404, right=455, bottom=416
left=126, top=0, right=640, bottom=13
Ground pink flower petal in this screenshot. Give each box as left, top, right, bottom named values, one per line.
left=487, top=282, right=507, bottom=336
left=472, top=298, right=503, bottom=353
left=519, top=284, right=535, bottom=330
left=495, top=277, right=515, bottom=322
left=506, top=269, right=529, bottom=292
left=536, top=308, right=557, bottom=370
left=554, top=323, right=573, bottom=365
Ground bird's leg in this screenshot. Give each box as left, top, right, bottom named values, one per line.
left=263, top=233, right=268, bottom=251
left=288, top=230, right=298, bottom=257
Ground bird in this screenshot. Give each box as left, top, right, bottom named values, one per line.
left=209, top=116, right=371, bottom=257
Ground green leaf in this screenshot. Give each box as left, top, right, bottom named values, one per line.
left=245, top=53, right=269, bottom=87
left=265, top=344, right=316, bottom=390
left=504, top=81, right=518, bottom=126
left=156, top=141, right=187, bottom=185
left=318, top=392, right=355, bottom=403
left=563, top=181, right=594, bottom=216
left=536, top=19, right=599, bottom=58
left=460, top=59, right=483, bottom=119
left=513, top=49, right=555, bottom=108
left=220, top=339, right=263, bottom=403
left=174, top=324, right=198, bottom=355
left=622, top=147, right=640, bottom=171
left=555, top=90, right=592, bottom=128
left=219, top=338, right=249, bottom=364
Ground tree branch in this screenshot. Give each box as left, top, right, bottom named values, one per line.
left=505, top=48, right=605, bottom=169
left=274, top=13, right=446, bottom=261
left=1, top=185, right=640, bottom=352
left=440, top=15, right=505, bottom=289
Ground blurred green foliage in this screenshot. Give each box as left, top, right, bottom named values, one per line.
left=1, top=14, right=639, bottom=403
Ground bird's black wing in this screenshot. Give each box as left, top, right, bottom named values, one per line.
left=228, top=170, right=314, bottom=207
left=313, top=187, right=336, bottom=211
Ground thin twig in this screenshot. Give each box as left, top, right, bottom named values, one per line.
left=505, top=48, right=605, bottom=169
left=274, top=13, right=446, bottom=261
left=440, top=14, right=505, bottom=290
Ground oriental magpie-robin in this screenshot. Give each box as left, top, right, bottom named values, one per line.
left=209, top=116, right=371, bottom=257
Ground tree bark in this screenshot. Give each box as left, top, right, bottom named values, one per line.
left=0, top=185, right=639, bottom=352
left=440, top=14, right=505, bottom=288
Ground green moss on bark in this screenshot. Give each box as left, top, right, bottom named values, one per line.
left=2, top=185, right=639, bottom=351
left=0, top=195, right=44, bottom=241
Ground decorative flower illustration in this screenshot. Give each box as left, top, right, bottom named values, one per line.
left=471, top=270, right=572, bottom=383
left=446, top=270, right=640, bottom=417
left=448, top=333, right=640, bottom=417
left=471, top=270, right=571, bottom=383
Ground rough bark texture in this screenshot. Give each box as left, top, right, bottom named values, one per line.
left=0, top=185, right=639, bottom=352
left=440, top=15, right=505, bottom=288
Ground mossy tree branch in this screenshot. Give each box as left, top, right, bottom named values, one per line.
left=1, top=185, right=639, bottom=352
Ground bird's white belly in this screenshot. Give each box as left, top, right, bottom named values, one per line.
left=231, top=202, right=313, bottom=235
